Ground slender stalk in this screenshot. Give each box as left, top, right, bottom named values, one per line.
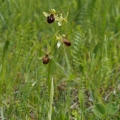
left=47, top=77, right=54, bottom=120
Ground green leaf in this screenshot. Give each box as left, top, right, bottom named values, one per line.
left=2, top=40, right=10, bottom=60
left=106, top=102, right=119, bottom=115
left=3, top=40, right=9, bottom=54
left=92, top=103, right=106, bottom=118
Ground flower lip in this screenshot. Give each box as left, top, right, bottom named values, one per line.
left=63, top=39, right=71, bottom=46
left=43, top=10, right=68, bottom=26
left=42, top=54, right=50, bottom=64
left=47, top=14, right=55, bottom=24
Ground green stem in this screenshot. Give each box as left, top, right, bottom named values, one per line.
left=47, top=77, right=54, bottom=120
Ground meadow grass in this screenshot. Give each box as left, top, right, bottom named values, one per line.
left=0, top=0, right=120, bottom=119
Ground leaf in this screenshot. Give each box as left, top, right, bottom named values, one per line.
left=3, top=40, right=9, bottom=54
left=106, top=102, right=119, bottom=115
left=92, top=103, right=106, bottom=118
left=2, top=40, right=10, bottom=60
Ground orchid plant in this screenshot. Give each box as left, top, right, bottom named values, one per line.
left=43, top=9, right=68, bottom=26
left=41, top=9, right=71, bottom=64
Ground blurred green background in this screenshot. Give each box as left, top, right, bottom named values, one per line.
left=0, top=0, right=120, bottom=119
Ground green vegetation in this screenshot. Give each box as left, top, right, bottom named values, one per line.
left=0, top=0, right=120, bottom=119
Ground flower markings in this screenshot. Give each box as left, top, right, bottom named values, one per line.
left=47, top=14, right=55, bottom=24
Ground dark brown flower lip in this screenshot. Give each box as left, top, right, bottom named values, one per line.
left=63, top=39, right=71, bottom=46
left=42, top=54, right=50, bottom=64
left=47, top=14, right=55, bottom=24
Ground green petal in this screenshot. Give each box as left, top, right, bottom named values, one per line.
left=43, top=12, right=49, bottom=17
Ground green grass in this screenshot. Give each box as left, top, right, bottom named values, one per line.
left=0, top=0, right=120, bottom=119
